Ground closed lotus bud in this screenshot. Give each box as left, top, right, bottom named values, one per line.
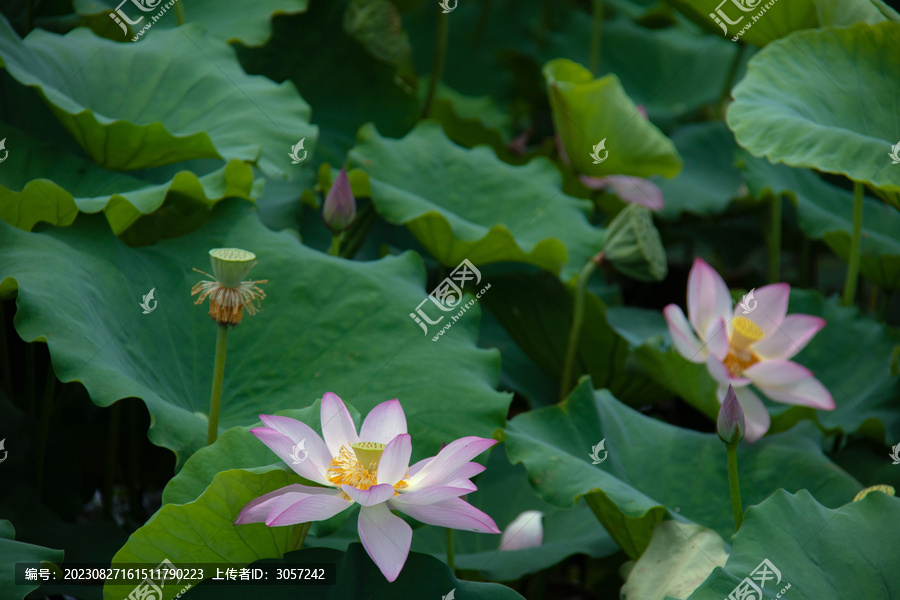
left=602, top=203, right=668, bottom=282
left=717, top=385, right=745, bottom=444
left=322, top=167, right=357, bottom=232
left=500, top=510, right=543, bottom=551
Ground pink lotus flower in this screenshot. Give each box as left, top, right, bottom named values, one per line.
left=663, top=259, right=835, bottom=442
left=235, top=393, right=500, bottom=581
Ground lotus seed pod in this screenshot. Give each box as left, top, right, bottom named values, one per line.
left=602, top=204, right=668, bottom=282
left=209, top=248, right=257, bottom=288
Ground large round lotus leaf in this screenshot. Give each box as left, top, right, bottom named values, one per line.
left=0, top=123, right=253, bottom=234
left=0, top=17, right=316, bottom=176
left=0, top=199, right=510, bottom=466
left=742, top=153, right=900, bottom=289
left=503, top=380, right=861, bottom=558
left=73, top=0, right=308, bottom=46
left=543, top=59, right=682, bottom=180
left=686, top=490, right=900, bottom=600
left=347, top=121, right=605, bottom=281
left=728, top=22, right=900, bottom=192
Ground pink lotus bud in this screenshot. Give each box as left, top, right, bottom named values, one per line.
left=322, top=167, right=356, bottom=232
left=717, top=385, right=745, bottom=444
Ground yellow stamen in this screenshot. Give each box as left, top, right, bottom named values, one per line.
left=731, top=317, right=764, bottom=351
left=326, top=443, right=408, bottom=501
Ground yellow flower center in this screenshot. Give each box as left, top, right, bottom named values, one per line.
left=326, top=442, right=408, bottom=501
left=723, top=317, right=764, bottom=377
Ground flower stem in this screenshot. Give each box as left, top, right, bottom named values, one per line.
left=206, top=324, right=228, bottom=445
left=422, top=11, right=449, bottom=119
left=842, top=181, right=864, bottom=306
left=446, top=528, right=455, bottom=570
left=768, top=193, right=782, bottom=283
left=35, top=363, right=57, bottom=496
left=174, top=0, right=186, bottom=26
left=103, top=401, right=121, bottom=519
left=287, top=522, right=312, bottom=552
left=726, top=442, right=743, bottom=531
left=329, top=233, right=341, bottom=257
left=589, top=0, right=603, bottom=75
left=560, top=259, right=598, bottom=401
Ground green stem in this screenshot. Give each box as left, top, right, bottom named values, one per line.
left=472, top=0, right=493, bottom=42
left=206, top=325, right=228, bottom=445
left=35, top=363, right=57, bottom=496
left=799, top=236, right=813, bottom=288
left=589, top=0, right=603, bottom=75
left=0, top=302, right=12, bottom=402
left=768, top=194, right=782, bottom=283
left=560, top=259, right=599, bottom=401
left=726, top=442, right=743, bottom=531
left=103, top=402, right=122, bottom=519
left=842, top=181, right=864, bottom=306
left=422, top=11, right=449, bottom=119
left=287, top=522, right=312, bottom=552
left=446, top=528, right=455, bottom=570
left=717, top=44, right=743, bottom=116
left=329, top=233, right=341, bottom=257
left=174, top=0, right=186, bottom=26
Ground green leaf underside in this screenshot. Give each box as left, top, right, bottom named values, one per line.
left=728, top=22, right=900, bottom=192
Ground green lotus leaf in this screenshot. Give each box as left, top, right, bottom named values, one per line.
left=1, top=520, right=64, bottom=600
left=664, top=0, right=898, bottom=47
left=728, top=23, right=900, bottom=192
left=543, top=58, right=682, bottom=179
left=412, top=443, right=620, bottom=581
left=237, top=0, right=419, bottom=167
left=742, top=154, right=900, bottom=289
left=0, top=199, right=510, bottom=466
left=621, top=521, right=728, bottom=600
left=0, top=123, right=253, bottom=234
left=504, top=379, right=861, bottom=558
left=631, top=289, right=900, bottom=442
left=686, top=490, right=900, bottom=600
left=347, top=121, right=605, bottom=280
left=657, top=122, right=744, bottom=219
left=73, top=0, right=308, bottom=46
left=0, top=17, right=316, bottom=175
